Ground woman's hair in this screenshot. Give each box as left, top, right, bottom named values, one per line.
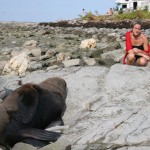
left=132, top=19, right=142, bottom=27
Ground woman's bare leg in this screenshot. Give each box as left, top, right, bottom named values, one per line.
left=136, top=57, right=148, bottom=66
left=126, top=53, right=135, bottom=65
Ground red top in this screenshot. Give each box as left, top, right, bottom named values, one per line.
left=123, top=30, right=150, bottom=64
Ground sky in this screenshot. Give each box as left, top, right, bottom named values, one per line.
left=0, top=0, right=116, bottom=23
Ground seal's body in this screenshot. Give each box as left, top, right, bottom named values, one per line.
left=0, top=77, right=67, bottom=148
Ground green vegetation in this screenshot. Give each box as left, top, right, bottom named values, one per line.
left=79, top=11, right=114, bottom=21
left=79, top=9, right=150, bottom=21
left=79, top=11, right=99, bottom=21
left=117, top=9, right=150, bottom=20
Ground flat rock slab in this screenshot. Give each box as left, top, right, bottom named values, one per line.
left=0, top=77, right=7, bottom=92
left=1, top=64, right=150, bottom=150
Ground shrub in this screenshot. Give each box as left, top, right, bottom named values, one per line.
left=79, top=9, right=150, bottom=21
left=116, top=10, right=150, bottom=20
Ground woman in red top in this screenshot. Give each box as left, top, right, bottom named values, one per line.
left=123, top=20, right=150, bottom=66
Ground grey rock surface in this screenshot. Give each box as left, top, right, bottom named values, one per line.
left=1, top=64, right=150, bottom=150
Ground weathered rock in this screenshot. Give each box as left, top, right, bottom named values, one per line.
left=31, top=48, right=41, bottom=57
left=0, top=77, right=7, bottom=99
left=11, top=143, right=36, bottom=150
left=56, top=52, right=66, bottom=61
left=83, top=58, right=96, bottom=66
left=39, top=138, right=71, bottom=150
left=2, top=53, right=30, bottom=76
left=0, top=61, right=7, bottom=72
left=46, top=65, right=60, bottom=70
left=23, top=40, right=38, bottom=49
left=101, top=49, right=124, bottom=63
left=79, top=38, right=96, bottom=49
left=62, top=59, right=82, bottom=67
left=0, top=77, right=7, bottom=92
left=116, top=146, right=150, bottom=150
left=29, top=61, right=43, bottom=71
left=1, top=64, right=150, bottom=150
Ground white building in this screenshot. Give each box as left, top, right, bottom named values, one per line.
left=115, top=0, right=150, bottom=11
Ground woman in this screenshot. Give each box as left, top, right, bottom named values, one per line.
left=123, top=20, right=150, bottom=66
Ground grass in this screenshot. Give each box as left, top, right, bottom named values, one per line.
left=117, top=10, right=150, bottom=20
left=79, top=9, right=150, bottom=21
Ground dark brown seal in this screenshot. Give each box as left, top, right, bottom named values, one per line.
left=0, top=77, right=67, bottom=148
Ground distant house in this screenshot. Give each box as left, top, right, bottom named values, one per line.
left=115, top=0, right=150, bottom=11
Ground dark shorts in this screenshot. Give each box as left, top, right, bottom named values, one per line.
left=135, top=55, right=142, bottom=60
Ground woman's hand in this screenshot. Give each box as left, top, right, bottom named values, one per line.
left=142, top=54, right=150, bottom=60
left=133, top=48, right=141, bottom=54
left=136, top=53, right=150, bottom=60
left=128, top=49, right=134, bottom=54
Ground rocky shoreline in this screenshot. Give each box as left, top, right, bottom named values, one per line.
left=0, top=20, right=150, bottom=77
left=39, top=19, right=150, bottom=29
left=1, top=20, right=150, bottom=76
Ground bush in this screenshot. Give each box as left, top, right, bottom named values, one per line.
left=116, top=10, right=150, bottom=20
left=79, top=9, right=150, bottom=21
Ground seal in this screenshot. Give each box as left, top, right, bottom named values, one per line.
left=0, top=77, right=67, bottom=148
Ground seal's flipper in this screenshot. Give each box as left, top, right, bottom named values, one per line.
left=20, top=128, right=62, bottom=141
left=5, top=128, right=61, bottom=146
left=21, top=138, right=49, bottom=148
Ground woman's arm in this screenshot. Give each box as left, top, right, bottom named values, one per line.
left=143, top=35, right=150, bottom=54
left=143, top=35, right=149, bottom=48
left=133, top=34, right=150, bottom=56
left=125, top=31, right=132, bottom=52
left=135, top=53, right=150, bottom=60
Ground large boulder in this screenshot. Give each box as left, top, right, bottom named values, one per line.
left=79, top=38, right=96, bottom=49
left=2, top=53, right=30, bottom=76
left=2, top=64, right=150, bottom=150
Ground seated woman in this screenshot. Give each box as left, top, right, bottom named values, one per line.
left=123, top=20, right=150, bottom=66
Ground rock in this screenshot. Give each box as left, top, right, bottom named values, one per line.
left=71, top=145, right=87, bottom=150
left=46, top=59, right=58, bottom=66
left=11, top=142, right=36, bottom=150
left=0, top=61, right=7, bottom=71
left=2, top=53, right=30, bottom=76
left=46, top=65, right=59, bottom=70
left=101, top=49, right=124, bottom=63
left=62, top=59, right=82, bottom=67
left=39, top=138, right=71, bottom=150
left=0, top=90, right=6, bottom=99
left=23, top=40, right=38, bottom=49
left=31, top=48, right=41, bottom=57
left=0, top=77, right=7, bottom=92
left=79, top=38, right=96, bottom=49
left=99, top=57, right=115, bottom=66
left=114, top=41, right=122, bottom=49
left=45, top=49, right=56, bottom=57
left=0, top=47, right=12, bottom=55
left=29, top=61, right=43, bottom=71
left=39, top=55, right=51, bottom=61
left=91, top=49, right=103, bottom=58
left=56, top=52, right=66, bottom=61
left=83, top=58, right=96, bottom=66
left=1, top=64, right=150, bottom=149
left=116, top=146, right=150, bottom=150
left=11, top=50, right=23, bottom=57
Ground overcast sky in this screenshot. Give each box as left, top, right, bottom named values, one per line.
left=0, top=0, right=116, bottom=22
